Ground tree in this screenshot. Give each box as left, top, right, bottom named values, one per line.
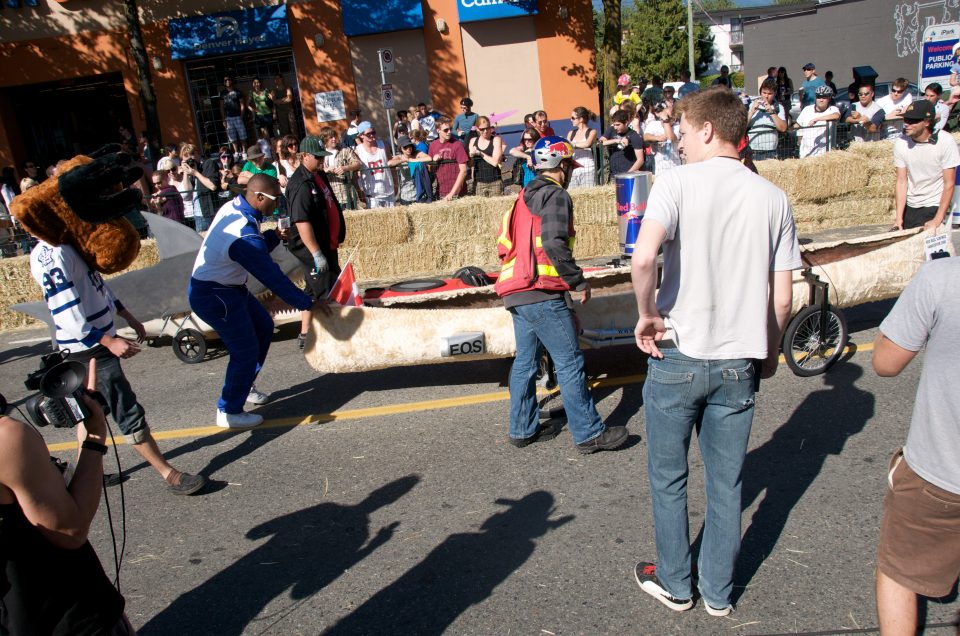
left=600, top=0, right=622, bottom=100
left=621, top=0, right=715, bottom=81
left=122, top=0, right=162, bottom=153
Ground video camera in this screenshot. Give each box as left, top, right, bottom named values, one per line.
left=23, top=351, right=95, bottom=428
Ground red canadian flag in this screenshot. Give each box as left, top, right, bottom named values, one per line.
left=328, top=262, right=363, bottom=306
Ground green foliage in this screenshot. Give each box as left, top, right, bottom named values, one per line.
left=699, top=0, right=735, bottom=8
left=620, top=0, right=715, bottom=81
left=699, top=71, right=745, bottom=89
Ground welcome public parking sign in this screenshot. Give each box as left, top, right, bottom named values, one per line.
left=919, top=22, right=960, bottom=91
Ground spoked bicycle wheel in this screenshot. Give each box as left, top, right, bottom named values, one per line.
left=783, top=305, right=849, bottom=377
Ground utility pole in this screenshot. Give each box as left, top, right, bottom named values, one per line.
left=688, top=0, right=695, bottom=79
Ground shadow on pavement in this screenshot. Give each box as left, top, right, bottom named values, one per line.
left=733, top=362, right=875, bottom=603
left=323, top=491, right=572, bottom=636
left=119, top=356, right=515, bottom=480
left=139, top=475, right=420, bottom=636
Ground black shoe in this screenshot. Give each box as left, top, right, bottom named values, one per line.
left=297, top=333, right=307, bottom=351
left=576, top=426, right=628, bottom=454
left=167, top=472, right=206, bottom=496
left=508, top=420, right=560, bottom=448
left=634, top=562, right=693, bottom=612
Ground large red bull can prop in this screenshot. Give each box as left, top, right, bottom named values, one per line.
left=616, top=172, right=652, bottom=258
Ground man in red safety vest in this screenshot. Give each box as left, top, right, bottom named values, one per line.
left=494, top=136, right=629, bottom=453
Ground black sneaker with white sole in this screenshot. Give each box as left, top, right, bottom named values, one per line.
left=634, top=562, right=693, bottom=612
left=704, top=602, right=733, bottom=617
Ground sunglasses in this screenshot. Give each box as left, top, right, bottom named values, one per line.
left=363, top=131, right=377, bottom=137
left=858, top=92, right=872, bottom=96
left=522, top=137, right=534, bottom=142
left=478, top=126, right=490, bottom=131
left=254, top=191, right=277, bottom=201
left=570, top=116, right=580, bottom=120
left=440, top=128, right=452, bottom=133
left=891, top=89, right=905, bottom=94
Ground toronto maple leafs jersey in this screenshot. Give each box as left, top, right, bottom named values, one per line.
left=30, top=241, right=123, bottom=352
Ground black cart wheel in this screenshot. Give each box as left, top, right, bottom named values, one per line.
left=782, top=305, right=848, bottom=377
left=173, top=329, right=207, bottom=364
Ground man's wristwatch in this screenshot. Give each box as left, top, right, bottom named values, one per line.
left=81, top=440, right=108, bottom=455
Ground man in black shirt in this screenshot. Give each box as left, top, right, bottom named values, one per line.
left=600, top=110, right=646, bottom=175
left=220, top=75, right=248, bottom=160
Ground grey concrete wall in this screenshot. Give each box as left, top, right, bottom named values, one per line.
left=743, top=0, right=959, bottom=92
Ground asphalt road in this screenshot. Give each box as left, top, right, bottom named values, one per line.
left=0, top=303, right=958, bottom=636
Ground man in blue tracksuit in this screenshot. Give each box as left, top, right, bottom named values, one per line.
left=189, top=174, right=316, bottom=429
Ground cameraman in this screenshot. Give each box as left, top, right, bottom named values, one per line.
left=0, top=371, right=133, bottom=634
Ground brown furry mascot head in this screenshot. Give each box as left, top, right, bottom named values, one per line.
left=11, top=144, right=144, bottom=274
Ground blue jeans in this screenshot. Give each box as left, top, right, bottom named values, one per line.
left=508, top=298, right=604, bottom=445
left=642, top=348, right=756, bottom=608
left=188, top=280, right=274, bottom=413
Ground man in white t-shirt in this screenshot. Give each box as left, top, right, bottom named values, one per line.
left=354, top=121, right=396, bottom=208
left=892, top=100, right=960, bottom=230
left=747, top=78, right=787, bottom=160
left=876, top=78, right=914, bottom=139
left=630, top=87, right=801, bottom=618
left=794, top=84, right=840, bottom=158
left=845, top=84, right=886, bottom=142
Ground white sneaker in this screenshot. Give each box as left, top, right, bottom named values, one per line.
left=246, top=385, right=270, bottom=405
left=704, top=603, right=733, bottom=617
left=216, top=410, right=263, bottom=429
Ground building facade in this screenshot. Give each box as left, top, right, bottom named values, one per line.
left=741, top=0, right=940, bottom=93
left=0, top=0, right=596, bottom=172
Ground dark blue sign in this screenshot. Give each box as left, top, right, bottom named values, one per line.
left=169, top=5, right=291, bottom=60
left=340, top=0, right=424, bottom=37
left=920, top=38, right=958, bottom=81
left=457, top=0, right=537, bottom=23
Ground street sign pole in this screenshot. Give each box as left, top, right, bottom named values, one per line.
left=379, top=48, right=396, bottom=156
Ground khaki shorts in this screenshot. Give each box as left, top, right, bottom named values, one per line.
left=877, top=449, right=960, bottom=597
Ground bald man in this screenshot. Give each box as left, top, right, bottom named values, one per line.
left=188, top=174, right=316, bottom=428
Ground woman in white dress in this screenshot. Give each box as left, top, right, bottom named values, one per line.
left=566, top=106, right=597, bottom=188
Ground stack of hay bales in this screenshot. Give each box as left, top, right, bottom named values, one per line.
left=757, top=140, right=898, bottom=231
left=342, top=184, right=619, bottom=281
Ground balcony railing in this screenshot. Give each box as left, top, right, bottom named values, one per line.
left=730, top=30, right=744, bottom=46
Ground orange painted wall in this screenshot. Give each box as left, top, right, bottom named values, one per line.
left=0, top=29, right=142, bottom=168
left=534, top=0, right=599, bottom=119
left=141, top=20, right=195, bottom=147
left=421, top=0, right=469, bottom=117
left=288, top=0, right=358, bottom=135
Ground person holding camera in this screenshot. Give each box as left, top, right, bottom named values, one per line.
left=0, top=365, right=135, bottom=635
left=29, top=238, right=205, bottom=496
left=747, top=78, right=787, bottom=162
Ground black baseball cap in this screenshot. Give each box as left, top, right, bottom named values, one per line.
left=902, top=100, right=935, bottom=122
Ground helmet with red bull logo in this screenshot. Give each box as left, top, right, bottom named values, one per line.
left=532, top=136, right=581, bottom=170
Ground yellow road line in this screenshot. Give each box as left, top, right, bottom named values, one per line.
left=46, top=342, right=872, bottom=452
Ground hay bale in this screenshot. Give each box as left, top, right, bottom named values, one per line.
left=570, top=184, right=617, bottom=226
left=793, top=196, right=893, bottom=233
left=439, top=241, right=500, bottom=272
left=352, top=242, right=445, bottom=280
left=406, top=198, right=504, bottom=243
left=342, top=208, right=411, bottom=247
left=573, top=225, right=619, bottom=260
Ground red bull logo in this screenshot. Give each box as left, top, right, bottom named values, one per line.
left=546, top=141, right=569, bottom=155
